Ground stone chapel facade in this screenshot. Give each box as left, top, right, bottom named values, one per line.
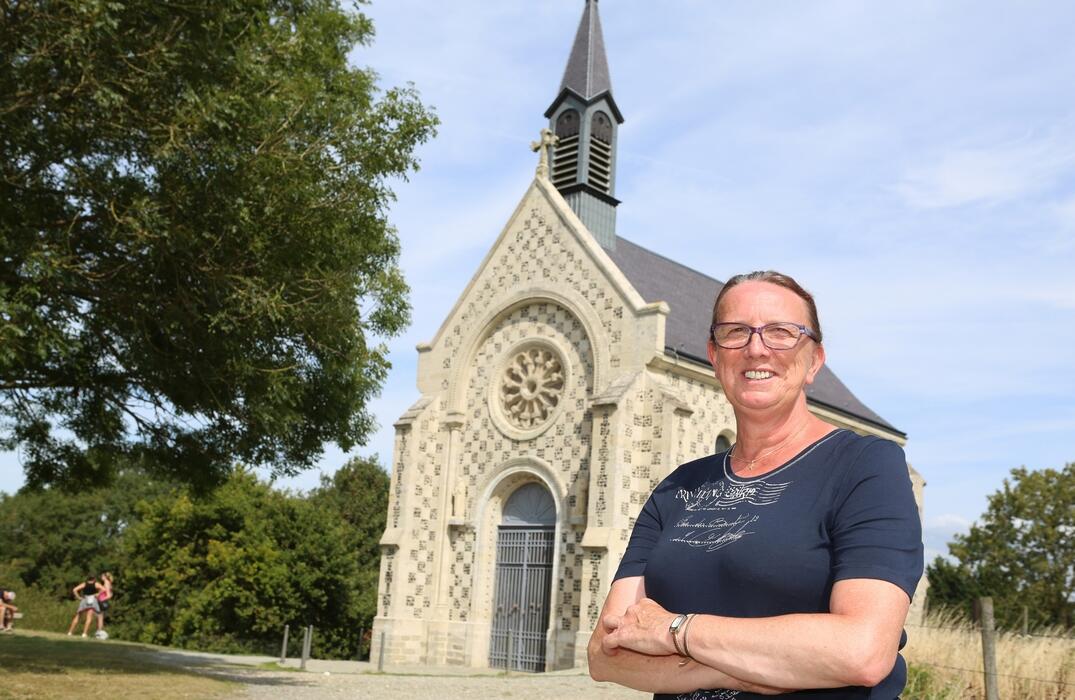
left=372, top=0, right=925, bottom=673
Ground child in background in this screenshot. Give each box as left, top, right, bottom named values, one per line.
left=0, top=589, right=17, bottom=632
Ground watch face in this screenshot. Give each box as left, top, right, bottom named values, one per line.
left=670, top=614, right=687, bottom=632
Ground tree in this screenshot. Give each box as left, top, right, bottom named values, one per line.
left=926, top=462, right=1075, bottom=629
left=310, top=455, right=390, bottom=638
left=0, top=464, right=176, bottom=596
left=0, top=1, right=437, bottom=488
left=116, top=469, right=363, bottom=657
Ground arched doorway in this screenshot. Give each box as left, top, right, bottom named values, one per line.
left=488, top=482, right=556, bottom=672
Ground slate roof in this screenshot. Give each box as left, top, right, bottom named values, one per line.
left=560, top=0, right=612, bottom=100
left=605, top=236, right=902, bottom=435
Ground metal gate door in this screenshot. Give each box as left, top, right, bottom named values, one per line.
left=488, top=526, right=554, bottom=671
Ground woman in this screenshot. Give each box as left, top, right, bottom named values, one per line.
left=67, top=575, right=103, bottom=638
left=95, top=572, right=114, bottom=636
left=588, top=271, right=923, bottom=698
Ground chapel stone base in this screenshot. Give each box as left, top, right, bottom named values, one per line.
left=371, top=616, right=586, bottom=672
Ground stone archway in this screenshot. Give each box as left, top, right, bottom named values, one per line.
left=488, top=482, right=556, bottom=672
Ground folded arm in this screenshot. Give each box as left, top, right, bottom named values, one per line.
left=587, top=576, right=788, bottom=695
left=601, top=577, right=910, bottom=690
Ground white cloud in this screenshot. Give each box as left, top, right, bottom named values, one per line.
left=926, top=513, right=973, bottom=531
left=893, top=134, right=1075, bottom=210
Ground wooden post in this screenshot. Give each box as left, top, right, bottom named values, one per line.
left=358, top=627, right=365, bottom=660
left=1022, top=605, right=1029, bottom=636
left=280, top=624, right=289, bottom=664
left=300, top=625, right=311, bottom=670
left=377, top=631, right=386, bottom=672
left=979, top=597, right=1000, bottom=700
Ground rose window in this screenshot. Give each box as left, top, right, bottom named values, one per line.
left=500, top=346, right=565, bottom=429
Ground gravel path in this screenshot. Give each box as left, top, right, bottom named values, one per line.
left=237, top=668, right=649, bottom=700
left=144, top=647, right=650, bottom=700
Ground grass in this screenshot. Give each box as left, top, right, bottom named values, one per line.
left=3, top=585, right=76, bottom=633
left=903, top=611, right=1075, bottom=699
left=255, top=661, right=304, bottom=672
left=0, top=630, right=240, bottom=700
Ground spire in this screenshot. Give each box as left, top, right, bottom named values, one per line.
left=560, top=0, right=612, bottom=101
left=543, top=0, right=623, bottom=250
left=545, top=0, right=622, bottom=122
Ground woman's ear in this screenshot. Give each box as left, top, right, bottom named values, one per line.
left=805, top=343, right=826, bottom=384
left=706, top=338, right=719, bottom=369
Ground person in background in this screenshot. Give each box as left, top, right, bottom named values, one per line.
left=95, top=572, right=114, bottom=635
left=0, top=589, right=17, bottom=632
left=67, top=575, right=103, bottom=638
left=588, top=270, right=923, bottom=699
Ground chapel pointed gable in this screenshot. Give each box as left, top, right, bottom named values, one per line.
left=413, top=174, right=666, bottom=402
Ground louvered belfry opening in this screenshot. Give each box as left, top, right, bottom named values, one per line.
left=543, top=0, right=623, bottom=248
left=587, top=110, right=612, bottom=193
left=488, top=482, right=556, bottom=673
left=552, top=109, right=580, bottom=190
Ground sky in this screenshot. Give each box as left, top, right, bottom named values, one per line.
left=3, top=1, right=1074, bottom=564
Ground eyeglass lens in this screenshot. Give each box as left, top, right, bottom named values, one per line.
left=714, top=323, right=802, bottom=349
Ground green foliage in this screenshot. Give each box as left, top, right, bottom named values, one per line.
left=0, top=457, right=389, bottom=657
left=310, top=455, right=389, bottom=638
left=115, top=469, right=365, bottom=658
left=927, top=462, right=1075, bottom=629
left=902, top=664, right=963, bottom=700
left=0, top=465, right=174, bottom=596
left=0, top=0, right=437, bottom=488
left=923, top=556, right=981, bottom=620
left=0, top=583, right=72, bottom=632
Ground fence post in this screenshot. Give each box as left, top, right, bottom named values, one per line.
left=1022, top=605, right=1029, bottom=636
left=280, top=624, right=290, bottom=664
left=358, top=627, right=365, bottom=661
left=377, top=631, right=386, bottom=672
left=979, top=597, right=1000, bottom=700
left=300, top=624, right=311, bottom=670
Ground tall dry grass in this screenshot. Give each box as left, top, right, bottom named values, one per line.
left=903, top=610, right=1075, bottom=699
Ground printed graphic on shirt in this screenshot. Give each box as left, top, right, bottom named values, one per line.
left=668, top=470, right=792, bottom=552
left=675, top=479, right=791, bottom=509
left=676, top=689, right=741, bottom=699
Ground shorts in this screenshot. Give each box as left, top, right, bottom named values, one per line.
left=77, top=595, right=100, bottom=613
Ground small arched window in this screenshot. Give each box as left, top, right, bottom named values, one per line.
left=555, top=109, right=580, bottom=138
left=715, top=435, right=732, bottom=455
left=502, top=482, right=556, bottom=526
left=590, top=110, right=612, bottom=143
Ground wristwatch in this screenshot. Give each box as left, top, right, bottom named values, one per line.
left=669, top=613, right=688, bottom=656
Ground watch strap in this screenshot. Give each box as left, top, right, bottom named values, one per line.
left=668, top=613, right=688, bottom=656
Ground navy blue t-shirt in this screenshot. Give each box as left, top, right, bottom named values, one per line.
left=614, top=429, right=924, bottom=700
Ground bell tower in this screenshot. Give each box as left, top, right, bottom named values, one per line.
left=545, top=0, right=624, bottom=250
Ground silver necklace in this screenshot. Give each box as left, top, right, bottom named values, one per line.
left=731, top=423, right=809, bottom=473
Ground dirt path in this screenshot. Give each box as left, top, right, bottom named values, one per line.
left=236, top=668, right=648, bottom=700
left=142, top=647, right=649, bottom=700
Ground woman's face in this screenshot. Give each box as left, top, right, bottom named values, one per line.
left=707, top=280, right=825, bottom=415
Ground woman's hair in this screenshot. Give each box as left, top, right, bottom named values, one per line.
left=710, top=270, right=823, bottom=343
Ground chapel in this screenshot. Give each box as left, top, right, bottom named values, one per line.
left=372, top=0, right=925, bottom=672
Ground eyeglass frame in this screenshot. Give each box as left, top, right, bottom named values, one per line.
left=709, top=322, right=819, bottom=350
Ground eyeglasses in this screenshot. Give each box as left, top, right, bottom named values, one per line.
left=710, top=322, right=818, bottom=350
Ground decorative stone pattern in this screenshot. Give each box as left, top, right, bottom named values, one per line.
left=665, top=370, right=737, bottom=464
left=435, top=200, right=632, bottom=387
left=459, top=302, right=593, bottom=626
left=446, top=526, right=475, bottom=622
left=387, top=406, right=442, bottom=621
left=500, top=345, right=565, bottom=430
